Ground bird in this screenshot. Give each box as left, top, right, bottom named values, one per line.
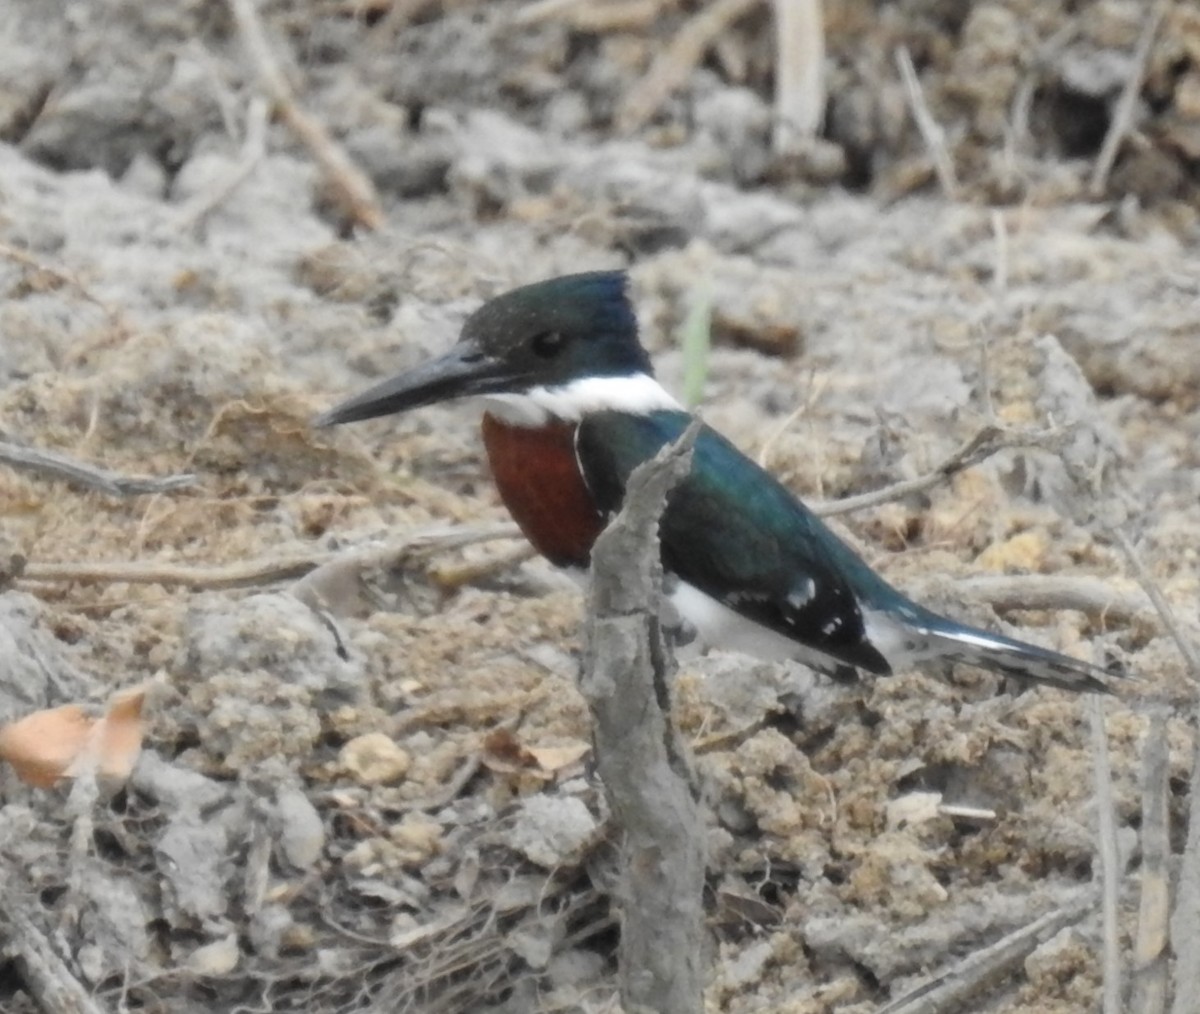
left=316, top=270, right=1115, bottom=694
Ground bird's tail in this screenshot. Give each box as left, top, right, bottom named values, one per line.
left=865, top=608, right=1119, bottom=694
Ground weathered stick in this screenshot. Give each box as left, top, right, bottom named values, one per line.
left=1089, top=0, right=1168, bottom=196
left=894, top=45, right=958, bottom=199
left=771, top=0, right=825, bottom=154
left=581, top=419, right=706, bottom=1014
left=227, top=0, right=384, bottom=230
left=0, top=439, right=196, bottom=497
left=0, top=867, right=107, bottom=1014
left=874, top=888, right=1098, bottom=1014
left=1130, top=709, right=1170, bottom=1014
left=1090, top=695, right=1123, bottom=1014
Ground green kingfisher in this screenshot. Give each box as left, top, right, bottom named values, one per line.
left=316, top=271, right=1114, bottom=694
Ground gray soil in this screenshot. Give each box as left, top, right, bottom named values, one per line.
left=1, top=1, right=1199, bottom=1012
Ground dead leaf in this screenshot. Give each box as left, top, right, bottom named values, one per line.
left=480, top=727, right=536, bottom=774
left=526, top=741, right=590, bottom=773
left=0, top=704, right=92, bottom=787
left=482, top=729, right=590, bottom=779
left=0, top=684, right=147, bottom=789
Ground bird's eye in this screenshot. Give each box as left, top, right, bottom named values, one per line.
left=530, top=330, right=566, bottom=358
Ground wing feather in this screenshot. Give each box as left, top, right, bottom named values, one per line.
left=576, top=410, right=891, bottom=674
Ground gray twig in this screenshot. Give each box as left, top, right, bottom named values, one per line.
left=812, top=424, right=1059, bottom=517
left=894, top=45, right=958, bottom=199
left=875, top=888, right=1098, bottom=1014
left=1115, top=529, right=1200, bottom=679
left=1089, top=0, right=1169, bottom=196
left=771, top=0, right=825, bottom=154
left=951, top=573, right=1155, bottom=627
left=1089, top=695, right=1123, bottom=1014
left=0, top=439, right=196, bottom=497
left=1130, top=709, right=1170, bottom=1014
left=226, top=0, right=383, bottom=230
left=582, top=418, right=706, bottom=1014
left=0, top=866, right=107, bottom=1014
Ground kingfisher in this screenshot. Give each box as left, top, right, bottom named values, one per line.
left=316, top=271, right=1114, bottom=694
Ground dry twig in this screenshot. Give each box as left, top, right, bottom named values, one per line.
left=1089, top=695, right=1123, bottom=1014
left=952, top=573, right=1154, bottom=627
left=227, top=0, right=384, bottom=230
left=0, top=868, right=107, bottom=1014
left=616, top=0, right=760, bottom=133
left=1130, top=709, right=1170, bottom=1014
left=1089, top=0, right=1169, bottom=196
left=771, top=0, right=824, bottom=154
left=583, top=419, right=706, bottom=1013
left=176, top=96, right=270, bottom=229
left=874, top=888, right=1098, bottom=1014
left=894, top=45, right=958, bottom=199
left=0, top=440, right=196, bottom=498
left=513, top=0, right=661, bottom=31
left=811, top=424, right=1055, bottom=517
left=1115, top=529, right=1200, bottom=679
left=0, top=242, right=117, bottom=321
left=20, top=523, right=520, bottom=592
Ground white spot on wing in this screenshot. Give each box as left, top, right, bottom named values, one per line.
left=484, top=373, right=681, bottom=426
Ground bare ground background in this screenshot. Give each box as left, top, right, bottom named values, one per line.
left=1, top=1, right=1199, bottom=1011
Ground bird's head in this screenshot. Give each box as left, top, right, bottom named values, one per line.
left=315, top=271, right=653, bottom=427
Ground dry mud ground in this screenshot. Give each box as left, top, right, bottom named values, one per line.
left=1, top=1, right=1200, bottom=1012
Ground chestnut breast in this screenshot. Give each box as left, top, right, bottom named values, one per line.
left=480, top=413, right=605, bottom=568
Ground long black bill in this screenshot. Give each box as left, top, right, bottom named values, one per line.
left=314, top=343, right=507, bottom=427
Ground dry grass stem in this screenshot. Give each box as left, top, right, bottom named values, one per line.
left=952, top=573, right=1153, bottom=627
left=227, top=0, right=384, bottom=230
left=21, top=523, right=521, bottom=591
left=514, top=0, right=662, bottom=30
left=1089, top=695, right=1124, bottom=1014
left=874, top=888, right=1098, bottom=1014
left=771, top=0, right=824, bottom=154
left=175, top=96, right=270, bottom=229
left=894, top=45, right=958, bottom=199
left=0, top=868, right=108, bottom=1014
left=812, top=424, right=1054, bottom=517
left=1115, top=529, right=1200, bottom=679
left=1089, top=0, right=1169, bottom=196
left=616, top=0, right=760, bottom=133
left=0, top=439, right=196, bottom=497
left=1130, top=709, right=1170, bottom=1014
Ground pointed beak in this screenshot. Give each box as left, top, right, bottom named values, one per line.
left=314, top=342, right=509, bottom=427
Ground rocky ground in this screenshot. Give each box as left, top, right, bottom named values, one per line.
left=1, top=1, right=1199, bottom=1012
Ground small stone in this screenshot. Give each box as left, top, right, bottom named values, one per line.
left=187, top=933, right=240, bottom=975
left=505, top=795, right=597, bottom=868
left=340, top=733, right=410, bottom=785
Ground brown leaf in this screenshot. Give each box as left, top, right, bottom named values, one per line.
left=0, top=704, right=93, bottom=787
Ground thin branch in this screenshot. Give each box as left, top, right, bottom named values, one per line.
left=771, top=0, right=825, bottom=154
left=513, top=0, right=661, bottom=31
left=0, top=440, right=196, bottom=497
left=582, top=418, right=706, bottom=1013
left=1090, top=695, right=1123, bottom=1014
left=0, top=242, right=118, bottom=322
left=894, top=45, right=958, bottom=199
left=951, top=573, right=1155, bottom=627
left=1130, top=709, right=1170, bottom=1014
left=811, top=424, right=1057, bottom=517
left=875, top=888, right=1098, bottom=1014
left=0, top=868, right=108, bottom=1014
left=1114, top=529, right=1200, bottom=679
left=175, top=96, right=270, bottom=229
left=616, top=0, right=760, bottom=133
left=20, top=523, right=521, bottom=591
left=227, top=0, right=384, bottom=230
left=1089, top=0, right=1169, bottom=196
